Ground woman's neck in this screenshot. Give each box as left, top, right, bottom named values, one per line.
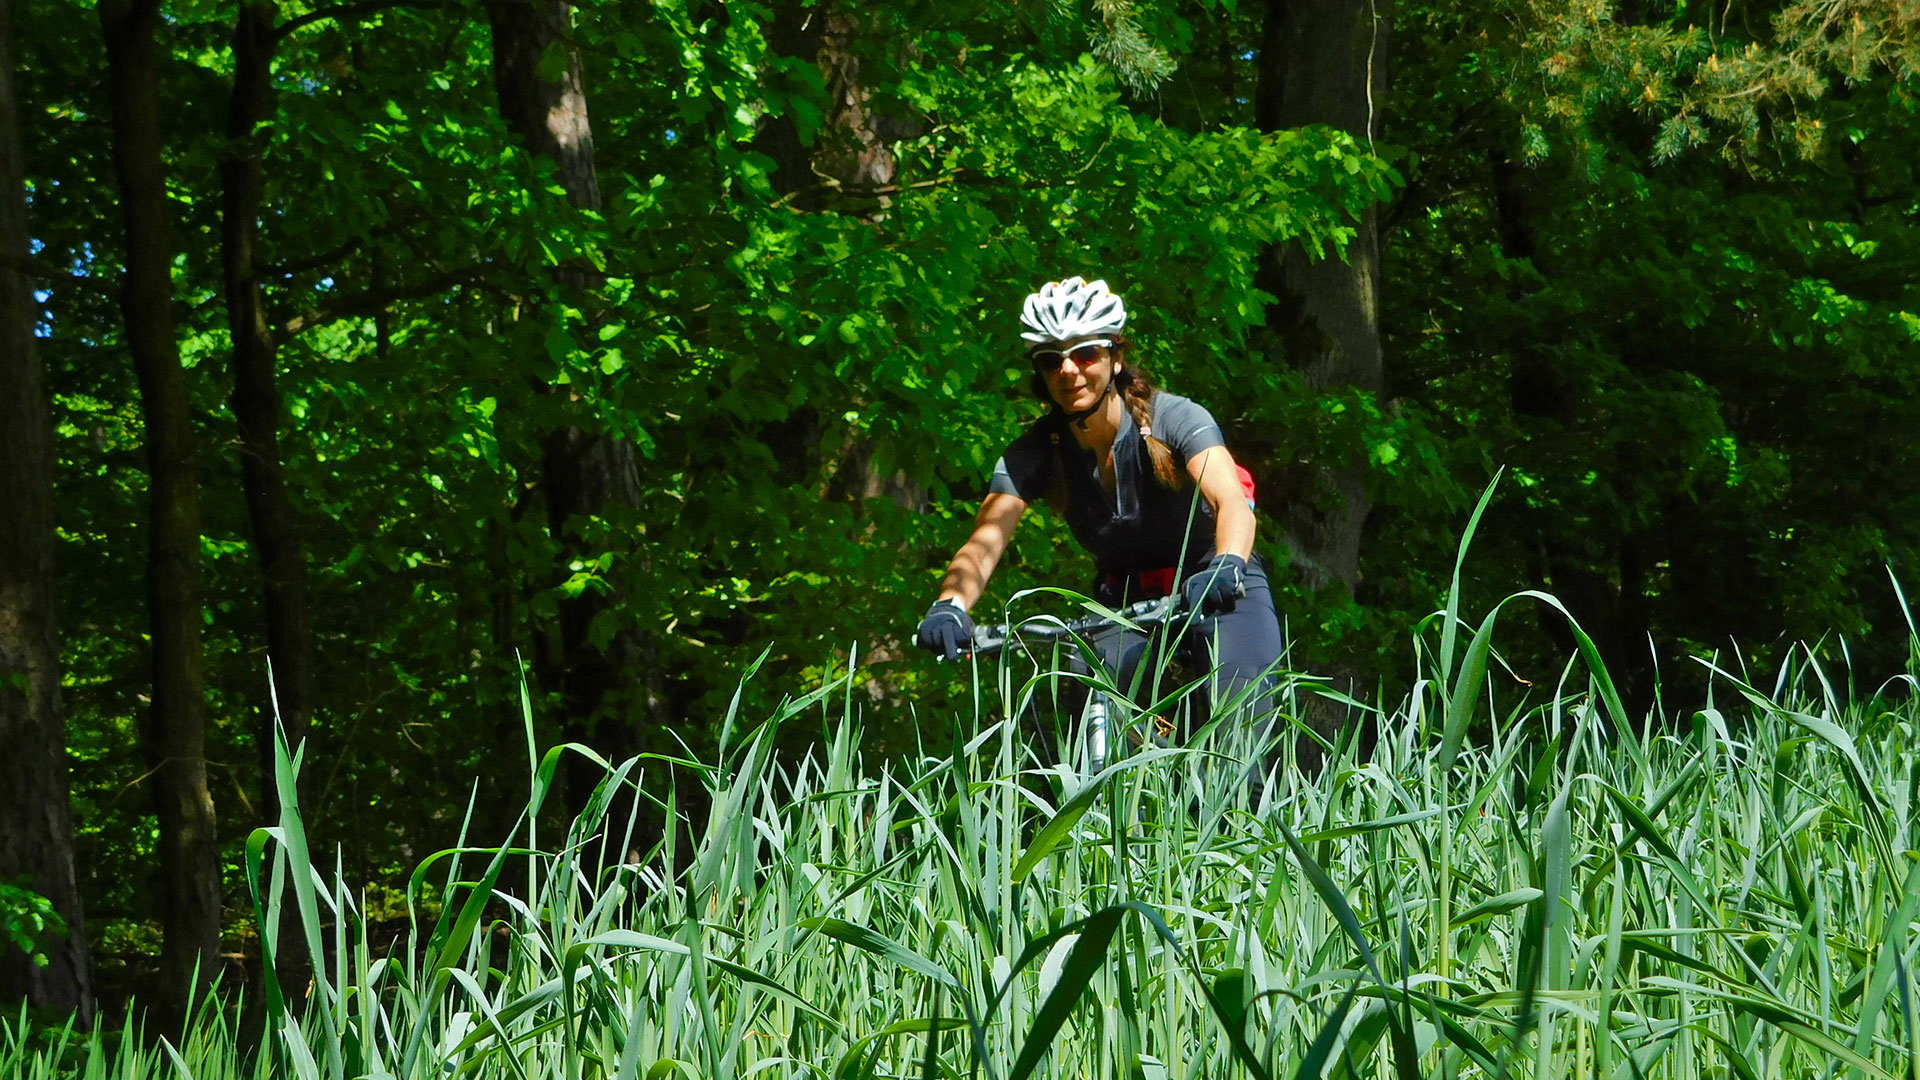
left=1066, top=392, right=1126, bottom=452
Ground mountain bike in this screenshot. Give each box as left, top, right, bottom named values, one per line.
left=948, top=594, right=1214, bottom=776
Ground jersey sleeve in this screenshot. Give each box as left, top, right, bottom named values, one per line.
left=988, top=427, right=1053, bottom=500
left=1151, top=394, right=1225, bottom=459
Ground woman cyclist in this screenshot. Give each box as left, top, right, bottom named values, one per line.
left=914, top=276, right=1285, bottom=728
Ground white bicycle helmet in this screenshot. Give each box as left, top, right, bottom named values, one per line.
left=1020, top=277, right=1127, bottom=343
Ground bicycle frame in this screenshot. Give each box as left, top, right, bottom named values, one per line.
left=954, top=595, right=1204, bottom=774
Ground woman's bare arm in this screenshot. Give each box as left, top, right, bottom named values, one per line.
left=936, top=492, right=1027, bottom=610
left=1186, top=445, right=1256, bottom=559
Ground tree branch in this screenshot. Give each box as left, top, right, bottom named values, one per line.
left=276, top=0, right=448, bottom=40
left=258, top=235, right=363, bottom=279
left=277, top=264, right=486, bottom=340
left=5, top=258, right=118, bottom=299
left=767, top=169, right=1073, bottom=210
left=262, top=206, right=433, bottom=279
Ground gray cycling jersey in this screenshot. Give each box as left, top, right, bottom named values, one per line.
left=989, top=392, right=1225, bottom=576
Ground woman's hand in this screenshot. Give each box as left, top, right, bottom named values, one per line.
left=915, top=599, right=976, bottom=661
left=1183, top=553, right=1248, bottom=614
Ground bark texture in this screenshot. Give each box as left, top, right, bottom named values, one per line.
left=1254, top=0, right=1388, bottom=593
left=221, top=0, right=316, bottom=814
left=0, top=0, right=93, bottom=1019
left=100, top=0, right=222, bottom=1021
left=755, top=2, right=901, bottom=206
left=757, top=3, right=896, bottom=202
left=487, top=0, right=599, bottom=209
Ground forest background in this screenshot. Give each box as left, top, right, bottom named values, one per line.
left=1, top=0, right=1917, bottom=1030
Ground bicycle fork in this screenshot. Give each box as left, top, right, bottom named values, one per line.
left=1084, top=692, right=1113, bottom=775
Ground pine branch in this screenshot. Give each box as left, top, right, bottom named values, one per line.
left=1088, top=0, right=1175, bottom=94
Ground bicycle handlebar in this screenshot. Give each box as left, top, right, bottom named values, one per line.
left=960, top=595, right=1190, bottom=659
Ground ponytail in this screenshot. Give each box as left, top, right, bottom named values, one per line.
left=1111, top=344, right=1184, bottom=490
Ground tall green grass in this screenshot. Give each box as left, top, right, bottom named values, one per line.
left=8, top=599, right=1920, bottom=1079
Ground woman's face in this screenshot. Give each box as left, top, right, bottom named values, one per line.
left=1032, top=337, right=1117, bottom=414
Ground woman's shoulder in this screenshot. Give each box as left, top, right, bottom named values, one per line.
left=1150, top=390, right=1201, bottom=414
left=1148, top=390, right=1215, bottom=425
left=991, top=412, right=1064, bottom=500
left=999, top=411, right=1063, bottom=460
left=1147, top=391, right=1224, bottom=450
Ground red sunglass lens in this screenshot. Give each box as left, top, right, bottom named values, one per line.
left=1031, top=343, right=1106, bottom=373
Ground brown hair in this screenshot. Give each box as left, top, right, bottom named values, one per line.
left=1028, top=338, right=1185, bottom=496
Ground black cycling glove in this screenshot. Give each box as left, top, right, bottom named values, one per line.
left=1182, top=553, right=1248, bottom=615
left=915, top=599, right=976, bottom=661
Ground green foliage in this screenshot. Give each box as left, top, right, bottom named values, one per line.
left=1377, top=0, right=1920, bottom=708
left=1509, top=0, right=1920, bottom=162
left=0, top=880, right=66, bottom=969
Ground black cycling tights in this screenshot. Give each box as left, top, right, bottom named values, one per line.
left=1088, top=560, right=1285, bottom=804
left=1098, top=559, right=1283, bottom=717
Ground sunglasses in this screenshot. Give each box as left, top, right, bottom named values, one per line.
left=1029, top=339, right=1113, bottom=374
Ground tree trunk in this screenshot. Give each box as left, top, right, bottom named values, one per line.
left=755, top=1, right=923, bottom=512
left=1254, top=0, right=1388, bottom=593
left=486, top=0, right=664, bottom=844
left=1487, top=151, right=1658, bottom=722
left=100, top=0, right=222, bottom=1022
left=487, top=0, right=599, bottom=209
left=222, top=0, right=313, bottom=810
left=220, top=0, right=317, bottom=1004
left=754, top=2, right=897, bottom=205
left=0, top=0, right=93, bottom=1020
left=537, top=427, right=661, bottom=774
